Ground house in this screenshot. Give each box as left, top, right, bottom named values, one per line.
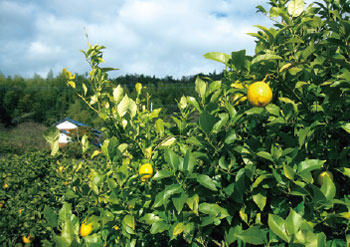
left=55, top=117, right=102, bottom=147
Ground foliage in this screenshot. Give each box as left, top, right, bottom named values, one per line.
left=56, top=0, right=350, bottom=246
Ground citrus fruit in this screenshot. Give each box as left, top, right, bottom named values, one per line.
left=247, top=81, right=273, bottom=107
left=22, top=235, right=31, bottom=244
left=139, top=163, right=153, bottom=181
left=317, top=171, right=333, bottom=186
left=3, top=183, right=8, bottom=189
left=80, top=223, right=93, bottom=237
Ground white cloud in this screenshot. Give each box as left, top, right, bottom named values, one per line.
left=0, top=0, right=276, bottom=78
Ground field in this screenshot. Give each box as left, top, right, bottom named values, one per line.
left=2, top=0, right=350, bottom=246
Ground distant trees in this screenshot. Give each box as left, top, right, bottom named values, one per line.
left=0, top=70, right=223, bottom=127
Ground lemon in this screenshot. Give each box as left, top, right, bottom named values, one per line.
left=138, top=163, right=153, bottom=181
left=317, top=171, right=333, bottom=186
left=247, top=81, right=273, bottom=107
left=3, top=183, right=8, bottom=189
left=80, top=223, right=93, bottom=237
left=22, top=235, right=31, bottom=244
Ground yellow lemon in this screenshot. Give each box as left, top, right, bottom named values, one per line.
left=113, top=225, right=120, bottom=231
left=317, top=171, right=333, bottom=186
left=80, top=223, right=93, bottom=237
left=22, top=235, right=31, bottom=243
left=247, top=81, right=273, bottom=107
left=0, top=203, right=3, bottom=208
left=3, top=183, right=8, bottom=189
left=18, top=209, right=24, bottom=214
left=139, top=163, right=153, bottom=181
left=58, top=166, right=64, bottom=172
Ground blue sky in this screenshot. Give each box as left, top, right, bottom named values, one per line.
left=0, top=0, right=291, bottom=79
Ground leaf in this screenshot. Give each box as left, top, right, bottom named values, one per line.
left=164, top=148, right=180, bottom=171
left=152, top=169, right=173, bottom=180
left=199, top=203, right=229, bottom=219
left=172, top=192, right=188, bottom=214
left=268, top=214, right=290, bottom=242
left=199, top=110, right=217, bottom=134
left=203, top=52, right=230, bottom=64
left=155, top=119, right=164, bottom=137
left=257, top=151, right=274, bottom=162
left=235, top=226, right=267, bottom=245
left=163, top=184, right=182, bottom=206
left=288, top=0, right=304, bottom=17
left=67, top=80, right=76, bottom=89
left=117, top=95, right=130, bottom=117
left=230, top=50, right=247, bottom=70
left=197, top=174, right=218, bottom=191
left=150, top=221, right=170, bottom=234
left=123, top=215, right=135, bottom=231
left=298, top=159, right=325, bottom=174
left=44, top=205, right=58, bottom=228
left=186, top=194, right=199, bottom=215
left=285, top=209, right=302, bottom=236
left=187, top=96, right=201, bottom=112
left=283, top=164, right=295, bottom=180
left=135, top=83, right=142, bottom=95
left=173, top=222, right=186, bottom=237
left=252, top=190, right=267, bottom=211
left=320, top=174, right=336, bottom=200
left=43, top=126, right=60, bottom=156
left=160, top=136, right=176, bottom=147
left=195, top=77, right=207, bottom=101
left=251, top=54, right=282, bottom=64
left=113, top=85, right=124, bottom=103
left=341, top=122, right=350, bottom=134
left=183, top=150, right=196, bottom=174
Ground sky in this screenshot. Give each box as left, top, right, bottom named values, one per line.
left=0, top=0, right=293, bottom=79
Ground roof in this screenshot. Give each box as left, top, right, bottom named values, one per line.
left=55, top=117, right=89, bottom=128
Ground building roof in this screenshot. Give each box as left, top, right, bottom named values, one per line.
left=55, top=117, right=89, bottom=128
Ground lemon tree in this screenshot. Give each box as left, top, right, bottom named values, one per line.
left=37, top=0, right=350, bottom=246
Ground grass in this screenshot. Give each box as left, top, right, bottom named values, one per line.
left=0, top=122, right=50, bottom=154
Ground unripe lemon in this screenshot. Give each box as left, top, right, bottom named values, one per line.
left=22, top=235, right=31, bottom=243
left=139, top=163, right=153, bottom=181
left=80, top=223, right=93, bottom=237
left=247, top=81, right=273, bottom=107
left=318, top=171, right=333, bottom=186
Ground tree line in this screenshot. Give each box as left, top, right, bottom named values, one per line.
left=0, top=70, right=222, bottom=128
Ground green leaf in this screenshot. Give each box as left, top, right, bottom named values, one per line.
left=341, top=122, right=350, bottom=134
left=173, top=222, right=186, bottom=237
left=43, top=126, right=60, bottom=156
left=252, top=190, right=267, bottom=211
left=199, top=203, right=229, bottom=219
left=225, top=129, right=237, bottom=145
left=320, top=174, right=336, bottom=200
left=183, top=150, right=196, bottom=174
left=230, top=50, right=247, bottom=70
left=203, top=52, right=230, bottom=64
left=123, top=215, right=135, bottom=231
left=113, top=85, right=124, bottom=103
left=195, top=77, right=207, bottom=101
left=150, top=221, right=170, bottom=234
left=285, top=209, right=302, bottom=236
left=298, top=159, right=325, bottom=174
left=135, top=83, right=142, bottom=95
left=199, top=110, right=217, bottom=134
left=164, top=148, right=180, bottom=171
left=44, top=205, right=58, bottom=228
left=187, top=96, right=201, bottom=112
left=257, top=151, right=274, bottom=162
left=163, top=184, right=182, bottom=206
left=288, top=0, right=304, bottom=17
left=251, top=54, right=282, bottom=64
left=268, top=214, right=290, bottom=242
left=172, top=192, right=188, bottom=214
left=186, top=194, right=199, bottom=215
left=283, top=164, right=295, bottom=180
left=152, top=169, right=173, bottom=180
left=155, top=119, right=164, bottom=137
left=197, top=174, right=218, bottom=191
left=117, top=95, right=130, bottom=117
left=235, top=225, right=267, bottom=245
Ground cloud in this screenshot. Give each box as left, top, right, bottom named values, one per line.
left=0, top=0, right=275, bottom=78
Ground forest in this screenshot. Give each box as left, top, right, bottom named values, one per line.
left=0, top=70, right=222, bottom=128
